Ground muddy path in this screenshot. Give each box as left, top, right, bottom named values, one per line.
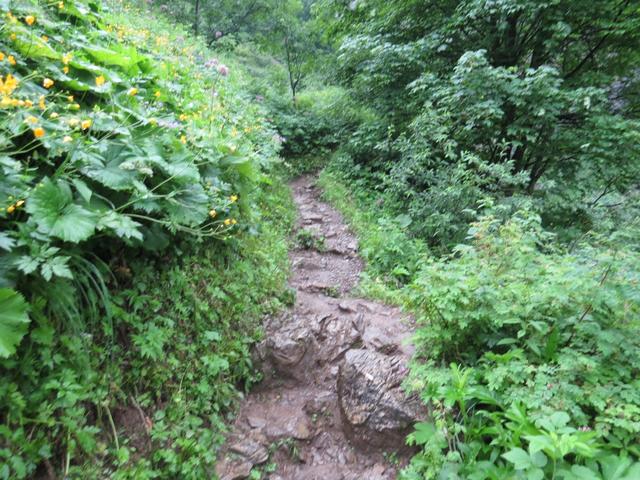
left=216, top=174, right=423, bottom=480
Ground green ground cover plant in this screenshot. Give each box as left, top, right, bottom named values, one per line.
left=0, top=0, right=294, bottom=477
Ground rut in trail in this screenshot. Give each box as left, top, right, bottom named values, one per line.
left=216, top=175, right=425, bottom=480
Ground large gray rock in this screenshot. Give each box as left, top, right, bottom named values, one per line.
left=337, top=349, right=425, bottom=449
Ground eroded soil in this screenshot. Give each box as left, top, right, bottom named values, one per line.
left=216, top=175, right=418, bottom=480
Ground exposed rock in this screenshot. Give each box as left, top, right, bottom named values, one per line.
left=215, top=459, right=253, bottom=480
left=338, top=302, right=356, bottom=313
left=246, top=415, right=266, bottom=429
left=264, top=412, right=314, bottom=441
left=229, top=438, right=269, bottom=465
left=264, top=327, right=310, bottom=371
left=338, top=349, right=425, bottom=448
left=315, top=314, right=361, bottom=363
left=355, top=313, right=415, bottom=357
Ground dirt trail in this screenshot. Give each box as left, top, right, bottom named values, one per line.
left=216, top=175, right=421, bottom=480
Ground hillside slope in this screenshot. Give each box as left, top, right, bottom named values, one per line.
left=0, top=1, right=292, bottom=478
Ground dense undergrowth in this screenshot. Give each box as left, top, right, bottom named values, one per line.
left=0, top=0, right=293, bottom=478
left=320, top=161, right=640, bottom=480
left=302, top=1, right=640, bottom=478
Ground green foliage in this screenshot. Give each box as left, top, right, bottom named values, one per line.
left=314, top=0, right=640, bottom=248
left=296, top=228, right=325, bottom=251
left=0, top=0, right=295, bottom=478
left=318, top=162, right=428, bottom=290
left=0, top=178, right=293, bottom=479
left=0, top=288, right=29, bottom=358
left=400, top=211, right=640, bottom=479
left=318, top=160, right=640, bottom=479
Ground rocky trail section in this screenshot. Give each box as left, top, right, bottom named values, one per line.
left=216, top=175, right=425, bottom=480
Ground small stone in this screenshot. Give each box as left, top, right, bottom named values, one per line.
left=246, top=415, right=266, bottom=429
left=216, top=459, right=253, bottom=480
left=294, top=417, right=313, bottom=439
left=338, top=302, right=356, bottom=313
left=229, top=438, right=269, bottom=465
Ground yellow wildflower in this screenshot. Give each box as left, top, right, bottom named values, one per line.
left=81, top=119, right=92, bottom=130
left=67, top=95, right=74, bottom=102
left=25, top=115, right=38, bottom=124
left=68, top=118, right=79, bottom=127
left=209, top=209, right=217, bottom=218
left=63, top=66, right=69, bottom=74
left=9, top=33, right=16, bottom=41
left=231, top=219, right=237, bottom=225
left=63, top=135, right=72, bottom=143
left=6, top=205, right=15, bottom=214
left=0, top=53, right=4, bottom=61
left=25, top=15, right=35, bottom=26
left=58, top=1, right=64, bottom=9
left=39, top=95, right=46, bottom=110
left=128, top=87, right=138, bottom=96
left=50, top=112, right=59, bottom=119
left=180, top=134, right=187, bottom=144
left=230, top=195, right=238, bottom=203
left=96, top=75, right=105, bottom=86
left=41, top=35, right=48, bottom=42
left=43, top=78, right=54, bottom=89
left=224, top=218, right=232, bottom=226
left=15, top=200, right=24, bottom=208
left=24, top=100, right=33, bottom=107
left=33, top=127, right=45, bottom=138
left=0, top=74, right=19, bottom=96
left=154, top=90, right=161, bottom=98
left=179, top=114, right=187, bottom=121
left=62, top=52, right=73, bottom=65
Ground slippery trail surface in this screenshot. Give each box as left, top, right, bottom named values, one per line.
left=216, top=175, right=422, bottom=480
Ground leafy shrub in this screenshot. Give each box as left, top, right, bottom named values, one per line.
left=0, top=0, right=293, bottom=478
left=0, top=0, right=280, bottom=350
left=402, top=211, right=640, bottom=479
left=267, top=85, right=368, bottom=159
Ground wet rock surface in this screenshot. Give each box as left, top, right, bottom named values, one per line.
left=216, top=175, right=424, bottom=479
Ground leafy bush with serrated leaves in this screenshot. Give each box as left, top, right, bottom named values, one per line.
left=401, top=210, right=640, bottom=479
left=0, top=0, right=280, bottom=353
left=0, top=0, right=292, bottom=478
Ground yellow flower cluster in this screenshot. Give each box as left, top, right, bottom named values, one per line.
left=0, top=74, right=18, bottom=96
left=6, top=199, right=25, bottom=214
left=0, top=52, right=17, bottom=66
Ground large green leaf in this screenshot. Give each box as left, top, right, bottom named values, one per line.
left=80, top=145, right=140, bottom=191
left=97, top=211, right=143, bottom=240
left=0, top=289, right=30, bottom=358
left=26, top=179, right=97, bottom=243
left=13, top=31, right=60, bottom=60
left=165, top=183, right=209, bottom=226
left=83, top=44, right=151, bottom=75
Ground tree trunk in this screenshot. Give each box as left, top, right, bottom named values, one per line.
left=194, top=0, right=200, bottom=36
